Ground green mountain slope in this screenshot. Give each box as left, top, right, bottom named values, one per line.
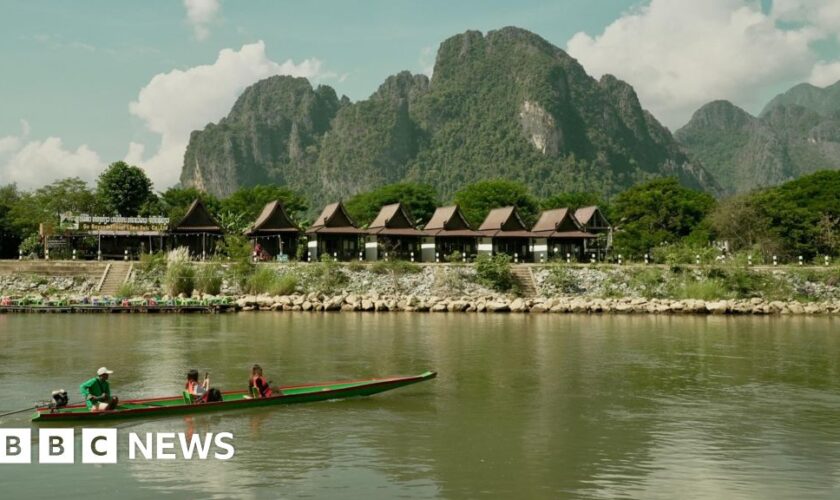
left=676, top=87, right=840, bottom=194
left=181, top=27, right=719, bottom=207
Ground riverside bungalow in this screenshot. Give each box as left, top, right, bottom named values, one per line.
left=58, top=213, right=168, bottom=260
left=170, top=199, right=223, bottom=259
left=421, top=205, right=480, bottom=262
left=366, top=203, right=423, bottom=261
left=574, top=206, right=612, bottom=260
left=244, top=200, right=301, bottom=261
left=305, top=201, right=366, bottom=261
left=530, top=208, right=596, bottom=262
left=477, top=206, right=534, bottom=262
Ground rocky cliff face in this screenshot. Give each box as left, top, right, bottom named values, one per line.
left=181, top=27, right=719, bottom=206
left=676, top=90, right=840, bottom=194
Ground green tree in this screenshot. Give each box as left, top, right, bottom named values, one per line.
left=749, top=170, right=840, bottom=258
left=9, top=178, right=100, bottom=235
left=219, top=185, right=308, bottom=225
left=453, top=179, right=539, bottom=227
left=96, top=161, right=154, bottom=216
left=611, top=177, right=716, bottom=258
left=158, top=187, right=220, bottom=224
left=344, top=182, right=438, bottom=226
left=540, top=191, right=604, bottom=211
left=0, top=184, right=23, bottom=258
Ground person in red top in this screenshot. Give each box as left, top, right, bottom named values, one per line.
left=185, top=369, right=209, bottom=403
left=249, top=364, right=280, bottom=398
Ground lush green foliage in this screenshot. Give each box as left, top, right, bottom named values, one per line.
left=611, top=178, right=716, bottom=258
left=749, top=171, right=840, bottom=258
left=196, top=262, right=224, bottom=295
left=345, top=182, right=438, bottom=226
left=540, top=192, right=603, bottom=212
left=219, top=185, right=307, bottom=225
left=369, top=259, right=422, bottom=275
left=164, top=261, right=195, bottom=296
left=97, top=161, right=154, bottom=216
left=454, top=179, right=539, bottom=228
left=474, top=253, right=515, bottom=292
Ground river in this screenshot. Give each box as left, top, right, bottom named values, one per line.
left=0, top=313, right=839, bottom=499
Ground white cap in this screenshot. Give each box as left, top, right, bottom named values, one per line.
left=97, top=367, right=114, bottom=376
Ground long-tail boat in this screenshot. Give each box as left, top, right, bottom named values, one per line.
left=32, top=371, right=436, bottom=422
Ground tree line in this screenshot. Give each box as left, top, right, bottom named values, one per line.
left=1, top=160, right=838, bottom=261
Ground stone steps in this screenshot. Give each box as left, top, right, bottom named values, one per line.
left=511, top=265, right=538, bottom=297
left=98, top=261, right=132, bottom=295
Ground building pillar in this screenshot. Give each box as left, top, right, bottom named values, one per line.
left=478, top=237, right=493, bottom=257
left=533, top=238, right=548, bottom=263
left=421, top=237, right=436, bottom=262
left=307, top=236, right=318, bottom=261
left=365, top=235, right=379, bottom=261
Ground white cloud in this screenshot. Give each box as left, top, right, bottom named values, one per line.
left=809, top=61, right=840, bottom=87
left=0, top=121, right=102, bottom=189
left=566, top=0, right=840, bottom=128
left=183, top=0, right=220, bottom=41
left=419, top=46, right=435, bottom=77
left=128, top=41, right=326, bottom=189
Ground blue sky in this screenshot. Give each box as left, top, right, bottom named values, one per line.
left=2, top=0, right=840, bottom=190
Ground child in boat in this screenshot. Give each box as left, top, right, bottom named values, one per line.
left=185, top=369, right=209, bottom=403
left=249, top=364, right=281, bottom=398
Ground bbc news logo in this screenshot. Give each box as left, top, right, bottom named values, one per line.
left=0, top=429, right=235, bottom=464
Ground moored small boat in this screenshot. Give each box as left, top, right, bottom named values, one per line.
left=32, top=371, right=436, bottom=421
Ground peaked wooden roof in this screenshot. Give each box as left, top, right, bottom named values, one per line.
left=306, top=201, right=366, bottom=235
left=368, top=203, right=423, bottom=236
left=532, top=208, right=583, bottom=233
left=478, top=206, right=527, bottom=231
left=425, top=205, right=472, bottom=231
left=172, top=199, right=222, bottom=233
left=575, top=206, right=609, bottom=227
left=245, top=200, right=301, bottom=235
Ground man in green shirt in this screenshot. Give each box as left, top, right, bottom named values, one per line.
left=80, top=367, right=119, bottom=411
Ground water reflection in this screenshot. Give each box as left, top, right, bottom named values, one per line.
left=0, top=314, right=838, bottom=498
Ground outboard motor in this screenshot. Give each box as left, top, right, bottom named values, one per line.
left=49, top=389, right=69, bottom=412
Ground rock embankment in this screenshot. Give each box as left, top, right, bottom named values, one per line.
left=233, top=293, right=840, bottom=315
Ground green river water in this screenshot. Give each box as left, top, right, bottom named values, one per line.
left=0, top=313, right=839, bottom=499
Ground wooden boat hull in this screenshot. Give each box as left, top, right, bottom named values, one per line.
left=32, top=371, right=436, bottom=421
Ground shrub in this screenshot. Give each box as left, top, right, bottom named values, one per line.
left=139, top=251, right=167, bottom=274
left=314, top=254, right=348, bottom=293
left=164, top=261, right=195, bottom=296
left=446, top=250, right=463, bottom=263
left=545, top=265, right=581, bottom=294
left=245, top=267, right=278, bottom=294
left=474, top=253, right=515, bottom=292
left=196, top=262, right=223, bottom=295
left=271, top=274, right=298, bottom=295
left=116, top=282, right=140, bottom=298
left=346, top=260, right=365, bottom=272
left=670, top=278, right=729, bottom=301
left=370, top=260, right=421, bottom=275
left=651, top=242, right=719, bottom=266
left=19, top=234, right=42, bottom=258
left=167, top=247, right=191, bottom=264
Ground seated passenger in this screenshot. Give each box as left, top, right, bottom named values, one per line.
left=80, top=367, right=119, bottom=411
left=249, top=364, right=280, bottom=398
left=185, top=369, right=209, bottom=403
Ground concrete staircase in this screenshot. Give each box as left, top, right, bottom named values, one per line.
left=98, top=261, right=132, bottom=295
left=511, top=265, right=538, bottom=297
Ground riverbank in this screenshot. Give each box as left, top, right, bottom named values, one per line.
left=2, top=292, right=839, bottom=315
left=1, top=260, right=839, bottom=315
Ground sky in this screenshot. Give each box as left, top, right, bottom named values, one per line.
left=2, top=0, right=840, bottom=191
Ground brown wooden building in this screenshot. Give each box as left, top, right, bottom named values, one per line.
left=574, top=206, right=612, bottom=260
left=366, top=203, right=424, bottom=261
left=421, top=205, right=480, bottom=262
left=477, top=206, right=534, bottom=262
left=170, top=199, right=223, bottom=259
left=531, top=208, right=596, bottom=262
left=244, top=200, right=301, bottom=261
left=305, top=201, right=366, bottom=261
